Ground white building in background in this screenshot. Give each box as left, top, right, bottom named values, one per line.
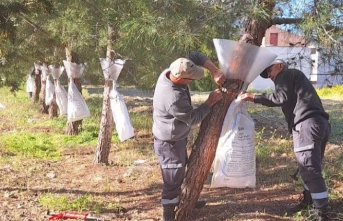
left=249, top=25, right=343, bottom=91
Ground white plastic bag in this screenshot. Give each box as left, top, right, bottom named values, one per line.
left=99, top=58, right=125, bottom=81
left=49, top=65, right=67, bottom=116
left=211, top=99, right=256, bottom=188
left=26, top=75, right=34, bottom=93
left=41, top=65, right=50, bottom=81
left=110, top=88, right=134, bottom=142
left=55, top=81, right=68, bottom=116
left=49, top=65, right=65, bottom=80
left=34, top=63, right=41, bottom=71
left=63, top=60, right=86, bottom=79
left=67, top=81, right=91, bottom=123
left=45, top=75, right=55, bottom=105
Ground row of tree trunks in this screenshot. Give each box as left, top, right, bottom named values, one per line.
left=31, top=65, right=58, bottom=118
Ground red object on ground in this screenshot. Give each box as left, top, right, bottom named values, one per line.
left=48, top=211, right=100, bottom=220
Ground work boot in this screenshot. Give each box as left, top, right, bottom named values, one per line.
left=306, top=206, right=337, bottom=221
left=195, top=200, right=207, bottom=209
left=162, top=204, right=175, bottom=221
left=286, top=190, right=313, bottom=216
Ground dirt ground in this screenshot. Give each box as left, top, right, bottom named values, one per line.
left=1, top=88, right=343, bottom=221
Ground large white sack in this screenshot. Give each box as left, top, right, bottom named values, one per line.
left=110, top=89, right=134, bottom=142
left=26, top=75, right=34, bottom=93
left=45, top=76, right=55, bottom=105
left=211, top=99, right=256, bottom=188
left=55, top=81, right=68, bottom=116
left=67, top=81, right=91, bottom=123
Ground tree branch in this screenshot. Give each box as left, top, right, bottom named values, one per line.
left=272, top=17, right=303, bottom=25
left=19, top=12, right=48, bottom=35
left=272, top=17, right=341, bottom=32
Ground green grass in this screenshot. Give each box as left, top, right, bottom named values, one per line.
left=317, top=85, right=343, bottom=99
left=130, top=112, right=153, bottom=131
left=249, top=84, right=343, bottom=100
left=0, top=86, right=131, bottom=160
left=39, top=193, right=118, bottom=213
left=1, top=132, right=60, bottom=159
left=0, top=85, right=155, bottom=216
left=247, top=86, right=275, bottom=94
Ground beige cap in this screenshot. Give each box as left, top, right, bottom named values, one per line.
left=260, top=59, right=287, bottom=78
left=169, top=58, right=204, bottom=80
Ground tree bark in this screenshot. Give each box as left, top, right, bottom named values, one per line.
left=40, top=70, right=49, bottom=114
left=175, top=79, right=242, bottom=221
left=49, top=49, right=62, bottom=118
left=93, top=79, right=114, bottom=164
left=175, top=1, right=276, bottom=220
left=65, top=46, right=83, bottom=135
left=93, top=23, right=116, bottom=164
left=65, top=78, right=83, bottom=135
left=49, top=93, right=58, bottom=119
left=32, top=70, right=41, bottom=104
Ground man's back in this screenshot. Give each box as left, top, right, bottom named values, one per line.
left=276, top=69, right=329, bottom=131
left=254, top=68, right=329, bottom=132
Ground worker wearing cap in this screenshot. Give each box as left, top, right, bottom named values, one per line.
left=238, top=59, right=333, bottom=220
left=153, top=52, right=225, bottom=221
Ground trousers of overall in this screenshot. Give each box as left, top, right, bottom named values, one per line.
left=154, top=137, right=188, bottom=206
left=292, top=116, right=331, bottom=209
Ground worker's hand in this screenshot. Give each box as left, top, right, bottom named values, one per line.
left=205, top=89, right=223, bottom=107
left=212, top=69, right=226, bottom=86
left=237, top=91, right=255, bottom=102
left=203, top=59, right=226, bottom=86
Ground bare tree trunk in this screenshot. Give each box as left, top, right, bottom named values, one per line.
left=32, top=70, right=41, bottom=104
left=65, top=46, right=83, bottom=135
left=93, top=79, right=114, bottom=164
left=175, top=1, right=276, bottom=220
left=49, top=94, right=58, bottom=119
left=65, top=78, right=83, bottom=135
left=175, top=80, right=242, bottom=220
left=48, top=48, right=62, bottom=118
left=93, top=23, right=116, bottom=164
left=40, top=72, right=49, bottom=114
left=49, top=78, right=58, bottom=118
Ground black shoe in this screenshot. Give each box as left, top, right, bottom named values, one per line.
left=286, top=190, right=313, bottom=216
left=195, top=200, right=206, bottom=209
left=306, top=206, right=338, bottom=221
